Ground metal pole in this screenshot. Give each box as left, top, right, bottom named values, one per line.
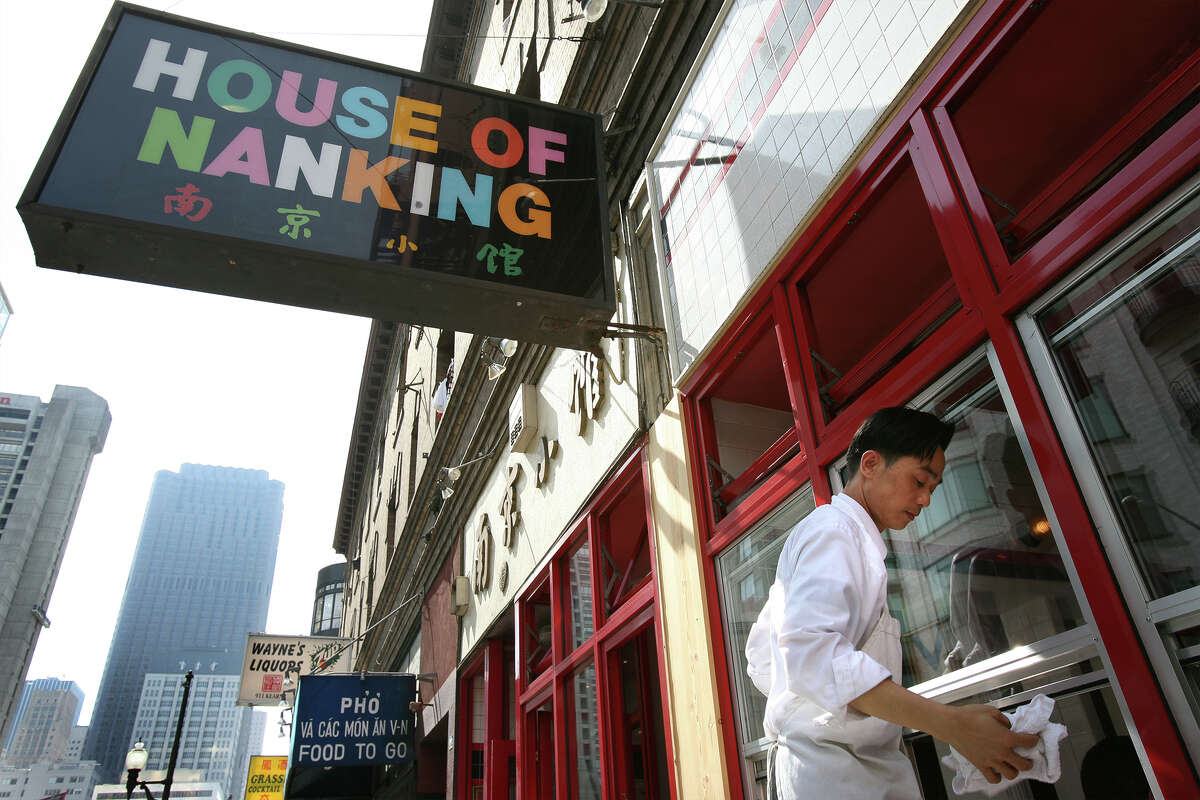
left=162, top=671, right=193, bottom=800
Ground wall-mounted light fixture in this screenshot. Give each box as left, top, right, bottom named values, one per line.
left=580, top=0, right=665, bottom=24
left=440, top=441, right=504, bottom=500
left=480, top=337, right=518, bottom=381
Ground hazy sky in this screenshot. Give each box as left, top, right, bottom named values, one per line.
left=1, top=0, right=433, bottom=753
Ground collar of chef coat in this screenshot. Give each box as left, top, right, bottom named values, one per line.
left=830, top=493, right=888, bottom=563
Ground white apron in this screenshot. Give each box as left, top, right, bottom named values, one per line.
left=767, top=569, right=921, bottom=798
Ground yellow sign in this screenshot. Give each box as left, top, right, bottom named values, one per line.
left=244, top=755, right=287, bottom=800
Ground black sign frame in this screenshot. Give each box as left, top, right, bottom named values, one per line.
left=19, top=2, right=615, bottom=351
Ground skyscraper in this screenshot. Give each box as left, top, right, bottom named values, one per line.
left=0, top=387, right=110, bottom=740
left=82, top=465, right=283, bottom=787
left=1, top=678, right=83, bottom=766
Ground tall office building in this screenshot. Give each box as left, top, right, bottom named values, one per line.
left=127, top=668, right=255, bottom=800
left=1, top=678, right=83, bottom=766
left=83, top=465, right=283, bottom=789
left=0, top=388, right=109, bottom=741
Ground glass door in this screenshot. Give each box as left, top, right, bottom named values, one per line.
left=1017, top=177, right=1200, bottom=765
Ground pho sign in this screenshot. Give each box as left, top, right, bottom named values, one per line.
left=19, top=3, right=613, bottom=350
left=290, top=673, right=416, bottom=767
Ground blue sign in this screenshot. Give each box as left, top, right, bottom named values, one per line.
left=290, top=673, right=416, bottom=766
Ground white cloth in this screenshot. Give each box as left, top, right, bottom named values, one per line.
left=747, top=494, right=920, bottom=799
left=941, top=694, right=1068, bottom=796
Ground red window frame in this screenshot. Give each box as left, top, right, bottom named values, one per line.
left=674, top=1, right=1200, bottom=797
left=511, top=447, right=678, bottom=800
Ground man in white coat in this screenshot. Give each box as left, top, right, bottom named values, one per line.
left=747, top=407, right=1040, bottom=798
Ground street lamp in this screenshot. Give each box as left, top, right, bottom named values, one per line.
left=125, top=671, right=194, bottom=800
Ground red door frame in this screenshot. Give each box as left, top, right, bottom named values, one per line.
left=670, top=0, right=1200, bottom=797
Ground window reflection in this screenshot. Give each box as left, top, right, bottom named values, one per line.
left=1039, top=199, right=1200, bottom=600
left=888, top=361, right=1084, bottom=686
left=571, top=664, right=601, bottom=800
left=905, top=668, right=1149, bottom=799
left=565, top=542, right=595, bottom=652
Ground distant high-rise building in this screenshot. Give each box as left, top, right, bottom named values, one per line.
left=0, top=388, right=109, bottom=741
left=0, top=759, right=101, bottom=800
left=64, top=727, right=86, bottom=762
left=82, top=465, right=283, bottom=788
left=310, top=563, right=345, bottom=637
left=127, top=669, right=253, bottom=800
left=1, top=679, right=83, bottom=767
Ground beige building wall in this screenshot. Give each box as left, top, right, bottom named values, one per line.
left=648, top=396, right=733, bottom=800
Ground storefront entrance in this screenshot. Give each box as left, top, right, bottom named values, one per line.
left=461, top=451, right=674, bottom=800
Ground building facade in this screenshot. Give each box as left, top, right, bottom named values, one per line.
left=0, top=388, right=109, bottom=741
left=1, top=679, right=83, bottom=767
left=335, top=0, right=1200, bottom=797
left=0, top=760, right=100, bottom=800
left=63, top=729, right=85, bottom=764
left=83, top=465, right=283, bottom=785
left=126, top=670, right=262, bottom=800
left=310, top=563, right=345, bottom=637
left=91, top=780, right=220, bottom=800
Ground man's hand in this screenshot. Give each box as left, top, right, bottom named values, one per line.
left=850, top=679, right=1041, bottom=784
left=942, top=704, right=1040, bottom=784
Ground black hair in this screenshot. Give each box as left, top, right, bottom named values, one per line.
left=846, top=406, right=955, bottom=477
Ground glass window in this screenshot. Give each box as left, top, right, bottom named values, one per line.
left=877, top=360, right=1084, bottom=687
left=563, top=541, right=595, bottom=653
left=569, top=664, right=601, bottom=800
left=715, top=485, right=816, bottom=797
left=596, top=478, right=652, bottom=616
left=1038, top=198, right=1200, bottom=601
left=904, top=667, right=1150, bottom=799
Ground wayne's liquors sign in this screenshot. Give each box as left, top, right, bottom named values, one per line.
left=20, top=3, right=613, bottom=349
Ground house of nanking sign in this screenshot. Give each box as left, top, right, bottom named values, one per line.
left=19, top=3, right=613, bottom=350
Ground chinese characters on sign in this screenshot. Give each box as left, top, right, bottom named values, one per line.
left=569, top=352, right=606, bottom=436
left=500, top=464, right=522, bottom=548
left=164, top=183, right=211, bottom=220
left=473, top=514, right=492, bottom=594
left=476, top=243, right=524, bottom=276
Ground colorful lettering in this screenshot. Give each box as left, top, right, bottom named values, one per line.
left=275, top=70, right=337, bottom=127
left=497, top=183, right=551, bottom=239
left=163, top=183, right=212, bottom=221
left=132, top=38, right=206, bottom=100
left=390, top=96, right=441, bottom=153
left=276, top=136, right=341, bottom=198
left=335, top=87, right=389, bottom=139
left=341, top=149, right=407, bottom=209
left=437, top=168, right=492, bottom=228
left=137, top=107, right=214, bottom=171
left=471, top=117, right=523, bottom=169
left=206, top=59, right=272, bottom=113
left=528, top=127, right=567, bottom=175
left=202, top=126, right=270, bottom=185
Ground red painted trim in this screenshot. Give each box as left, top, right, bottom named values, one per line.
left=998, top=102, right=1200, bottom=315
left=707, top=449, right=809, bottom=555
left=716, top=427, right=800, bottom=505
left=986, top=321, right=1199, bottom=797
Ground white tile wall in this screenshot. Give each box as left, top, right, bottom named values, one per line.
left=651, top=0, right=971, bottom=375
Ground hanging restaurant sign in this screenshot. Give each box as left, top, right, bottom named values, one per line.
left=290, top=673, right=416, bottom=767
left=19, top=2, right=614, bottom=350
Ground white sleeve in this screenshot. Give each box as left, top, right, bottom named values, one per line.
left=745, top=583, right=779, bottom=697
left=776, top=527, right=890, bottom=721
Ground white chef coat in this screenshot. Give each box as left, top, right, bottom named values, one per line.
left=746, top=493, right=920, bottom=799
